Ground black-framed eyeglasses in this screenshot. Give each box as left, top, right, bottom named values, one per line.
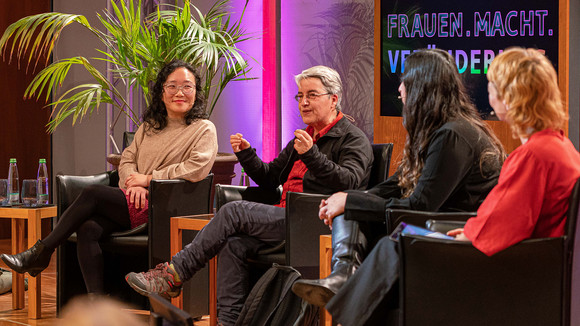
left=294, top=93, right=331, bottom=102
left=164, top=84, right=195, bottom=95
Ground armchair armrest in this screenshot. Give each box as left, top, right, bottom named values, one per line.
left=425, top=220, right=467, bottom=234
left=398, top=234, right=564, bottom=326
left=214, top=184, right=282, bottom=211
left=385, top=209, right=475, bottom=233
left=148, top=174, right=213, bottom=267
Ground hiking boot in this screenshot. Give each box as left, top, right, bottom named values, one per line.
left=125, top=262, right=182, bottom=298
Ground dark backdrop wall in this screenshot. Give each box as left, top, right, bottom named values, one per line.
left=0, top=0, right=52, bottom=239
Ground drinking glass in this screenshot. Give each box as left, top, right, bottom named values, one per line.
left=0, top=179, right=7, bottom=206
left=21, top=179, right=38, bottom=207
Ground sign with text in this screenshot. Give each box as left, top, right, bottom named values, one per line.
left=380, top=0, right=559, bottom=118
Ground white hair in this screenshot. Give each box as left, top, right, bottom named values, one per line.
left=295, top=65, right=343, bottom=111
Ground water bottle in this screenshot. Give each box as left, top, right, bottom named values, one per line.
left=8, top=158, right=19, bottom=205
left=239, top=168, right=250, bottom=186
left=37, top=158, right=49, bottom=205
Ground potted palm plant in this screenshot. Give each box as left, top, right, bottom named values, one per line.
left=0, top=0, right=255, bottom=185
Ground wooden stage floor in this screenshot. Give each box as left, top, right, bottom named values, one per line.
left=0, top=239, right=209, bottom=326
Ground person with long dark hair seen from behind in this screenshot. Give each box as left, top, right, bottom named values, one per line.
left=1, top=59, right=218, bottom=296
left=292, top=48, right=505, bottom=309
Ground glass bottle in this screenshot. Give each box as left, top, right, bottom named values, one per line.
left=37, top=158, right=49, bottom=205
left=8, top=158, right=19, bottom=205
left=239, top=168, right=250, bottom=186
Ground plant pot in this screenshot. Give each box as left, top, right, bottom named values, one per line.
left=212, top=152, right=238, bottom=185
left=211, top=152, right=239, bottom=208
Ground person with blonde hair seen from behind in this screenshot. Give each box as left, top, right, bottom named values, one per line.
left=450, top=47, right=580, bottom=253
left=314, top=47, right=580, bottom=326
left=58, top=295, right=147, bottom=326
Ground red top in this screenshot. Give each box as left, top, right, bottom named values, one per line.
left=464, top=129, right=580, bottom=256
left=277, top=112, right=344, bottom=207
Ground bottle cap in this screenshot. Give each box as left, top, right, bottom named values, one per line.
left=39, top=159, right=46, bottom=163
left=9, top=158, right=16, bottom=163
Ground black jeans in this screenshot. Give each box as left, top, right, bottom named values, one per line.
left=171, top=200, right=285, bottom=326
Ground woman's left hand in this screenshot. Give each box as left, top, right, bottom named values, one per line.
left=127, top=186, right=149, bottom=209
left=125, top=173, right=152, bottom=188
left=447, top=228, right=470, bottom=241
left=319, top=192, right=348, bottom=229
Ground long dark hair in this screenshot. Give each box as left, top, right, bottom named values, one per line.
left=143, top=59, right=207, bottom=130
left=398, top=49, right=505, bottom=197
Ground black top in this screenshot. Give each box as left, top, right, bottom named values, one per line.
left=235, top=116, right=373, bottom=194
left=345, top=119, right=502, bottom=222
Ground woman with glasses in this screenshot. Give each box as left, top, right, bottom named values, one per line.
left=292, top=49, right=505, bottom=315
left=1, top=59, right=218, bottom=296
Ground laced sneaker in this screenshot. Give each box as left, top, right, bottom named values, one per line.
left=125, top=262, right=182, bottom=298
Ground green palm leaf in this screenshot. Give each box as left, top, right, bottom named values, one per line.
left=1, top=0, right=257, bottom=131
left=47, top=84, right=112, bottom=132
left=0, top=13, right=93, bottom=68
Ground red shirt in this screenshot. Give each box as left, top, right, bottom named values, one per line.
left=464, top=129, right=580, bottom=256
left=277, top=112, right=344, bottom=207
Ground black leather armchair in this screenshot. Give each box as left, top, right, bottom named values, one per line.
left=213, top=143, right=394, bottom=278
left=55, top=172, right=213, bottom=311
left=395, top=178, right=580, bottom=326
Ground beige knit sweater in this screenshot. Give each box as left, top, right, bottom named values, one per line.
left=118, top=118, right=218, bottom=190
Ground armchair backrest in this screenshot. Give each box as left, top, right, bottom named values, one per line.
left=56, top=171, right=119, bottom=218
left=565, top=178, right=580, bottom=326
left=123, top=131, right=136, bottom=149
left=368, top=143, right=393, bottom=188
left=285, top=192, right=331, bottom=278
left=148, top=174, right=214, bottom=267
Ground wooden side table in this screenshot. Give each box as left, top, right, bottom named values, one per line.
left=170, top=214, right=217, bottom=326
left=0, top=205, right=57, bottom=319
left=320, top=234, right=332, bottom=326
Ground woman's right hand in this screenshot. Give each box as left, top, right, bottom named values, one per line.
left=126, top=186, right=149, bottom=209
left=230, top=133, right=251, bottom=153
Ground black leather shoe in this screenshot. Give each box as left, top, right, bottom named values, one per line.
left=1, top=240, right=53, bottom=277
left=292, top=264, right=350, bottom=307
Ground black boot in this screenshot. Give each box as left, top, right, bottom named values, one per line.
left=292, top=215, right=367, bottom=307
left=0, top=240, right=54, bottom=277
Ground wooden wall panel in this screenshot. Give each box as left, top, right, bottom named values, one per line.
left=374, top=0, right=570, bottom=176
left=0, top=0, right=52, bottom=239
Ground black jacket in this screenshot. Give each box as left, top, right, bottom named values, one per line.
left=235, top=116, right=373, bottom=195
left=345, top=118, right=503, bottom=221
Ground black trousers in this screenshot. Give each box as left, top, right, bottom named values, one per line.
left=327, top=236, right=400, bottom=326
left=43, top=184, right=131, bottom=293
